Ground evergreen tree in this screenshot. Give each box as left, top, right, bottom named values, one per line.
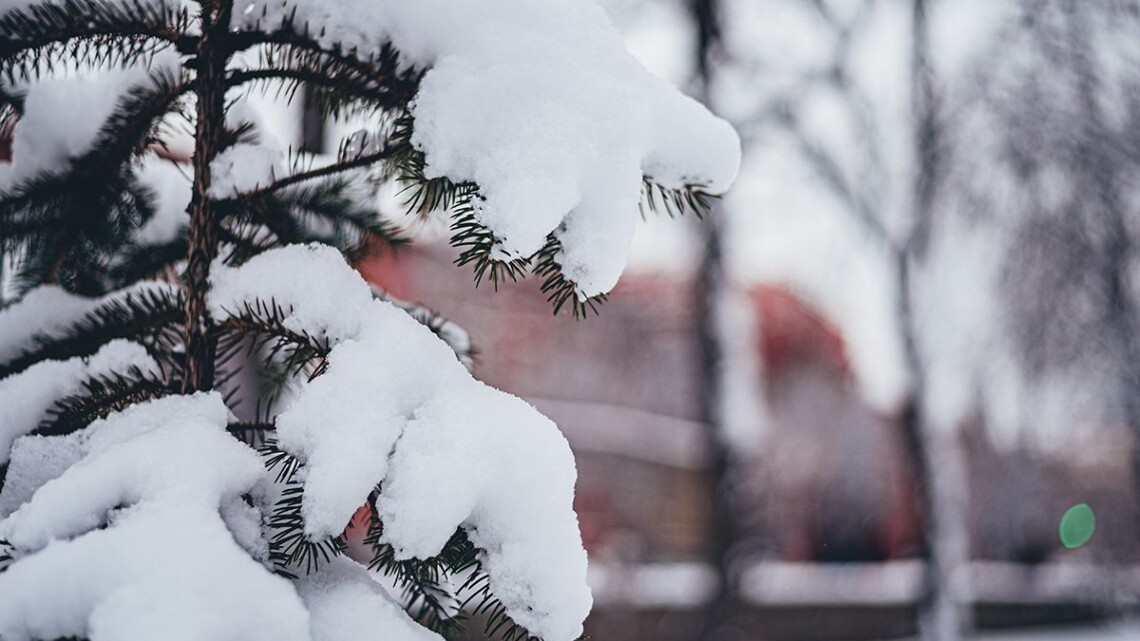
left=0, top=1, right=739, bottom=640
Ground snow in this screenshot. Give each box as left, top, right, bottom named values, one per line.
left=589, top=562, right=716, bottom=608
left=296, top=556, right=445, bottom=641
left=964, top=625, right=1140, bottom=641
left=0, top=435, right=83, bottom=518
left=0, top=286, right=94, bottom=364
left=0, top=340, right=157, bottom=466
left=0, top=392, right=311, bottom=641
left=232, top=0, right=740, bottom=297
left=209, top=244, right=376, bottom=343
left=134, top=156, right=190, bottom=245
left=210, top=244, right=592, bottom=641
left=375, top=288, right=475, bottom=371
left=207, top=141, right=282, bottom=199
left=206, top=101, right=284, bottom=199
left=377, top=382, right=589, bottom=641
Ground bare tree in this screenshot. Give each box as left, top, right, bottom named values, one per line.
left=950, top=0, right=1140, bottom=525
left=726, top=1, right=970, bottom=639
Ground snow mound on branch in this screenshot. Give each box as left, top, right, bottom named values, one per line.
left=297, top=556, right=445, bottom=641
left=0, top=434, right=83, bottom=518
left=0, top=393, right=310, bottom=641
left=0, top=339, right=157, bottom=466
left=210, top=244, right=592, bottom=641
left=232, top=0, right=741, bottom=296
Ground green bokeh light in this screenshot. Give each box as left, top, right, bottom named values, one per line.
left=1059, top=503, right=1096, bottom=549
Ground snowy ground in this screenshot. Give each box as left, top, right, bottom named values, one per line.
left=884, top=623, right=1140, bottom=641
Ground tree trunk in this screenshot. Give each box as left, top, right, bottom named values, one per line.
left=690, top=0, right=749, bottom=639
left=182, top=1, right=233, bottom=393
left=906, top=2, right=971, bottom=640
left=897, top=251, right=971, bottom=641
left=695, top=202, right=748, bottom=641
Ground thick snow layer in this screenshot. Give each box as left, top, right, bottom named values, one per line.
left=377, top=382, right=589, bottom=641
left=296, top=556, right=445, bottom=641
left=373, top=287, right=475, bottom=371
left=210, top=244, right=592, bottom=641
left=232, top=0, right=740, bottom=296
left=0, top=393, right=311, bottom=641
left=0, top=340, right=157, bottom=466
left=0, top=435, right=83, bottom=518
left=209, top=244, right=375, bottom=342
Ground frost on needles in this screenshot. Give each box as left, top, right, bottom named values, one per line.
left=0, top=0, right=741, bottom=640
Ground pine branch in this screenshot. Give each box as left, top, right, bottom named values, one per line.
left=88, top=67, right=193, bottom=169
left=228, top=22, right=413, bottom=93
left=0, top=0, right=193, bottom=83
left=5, top=174, right=156, bottom=294
left=531, top=235, right=608, bottom=319
left=365, top=518, right=468, bottom=635
left=386, top=118, right=532, bottom=290
left=386, top=115, right=474, bottom=218
left=215, top=297, right=332, bottom=414
left=226, top=419, right=273, bottom=447
left=237, top=144, right=406, bottom=201
left=233, top=176, right=407, bottom=256
left=365, top=524, right=538, bottom=641
left=0, top=286, right=183, bottom=379
left=447, top=205, right=529, bottom=288
left=451, top=206, right=607, bottom=319
left=228, top=39, right=418, bottom=119
left=0, top=84, right=23, bottom=138
left=217, top=223, right=278, bottom=266
left=268, top=485, right=346, bottom=577
left=37, top=365, right=180, bottom=438
left=215, top=298, right=332, bottom=380
left=386, top=116, right=607, bottom=318
left=0, top=538, right=12, bottom=574
left=260, top=436, right=302, bottom=484
left=1, top=69, right=190, bottom=294
left=259, top=441, right=345, bottom=577
left=639, top=177, right=717, bottom=220
left=106, top=232, right=188, bottom=286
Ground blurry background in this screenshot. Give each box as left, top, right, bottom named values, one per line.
left=63, top=0, right=1140, bottom=639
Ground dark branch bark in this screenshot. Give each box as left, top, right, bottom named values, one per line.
left=181, top=0, right=234, bottom=393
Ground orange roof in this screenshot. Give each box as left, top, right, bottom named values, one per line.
left=749, top=284, right=850, bottom=378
